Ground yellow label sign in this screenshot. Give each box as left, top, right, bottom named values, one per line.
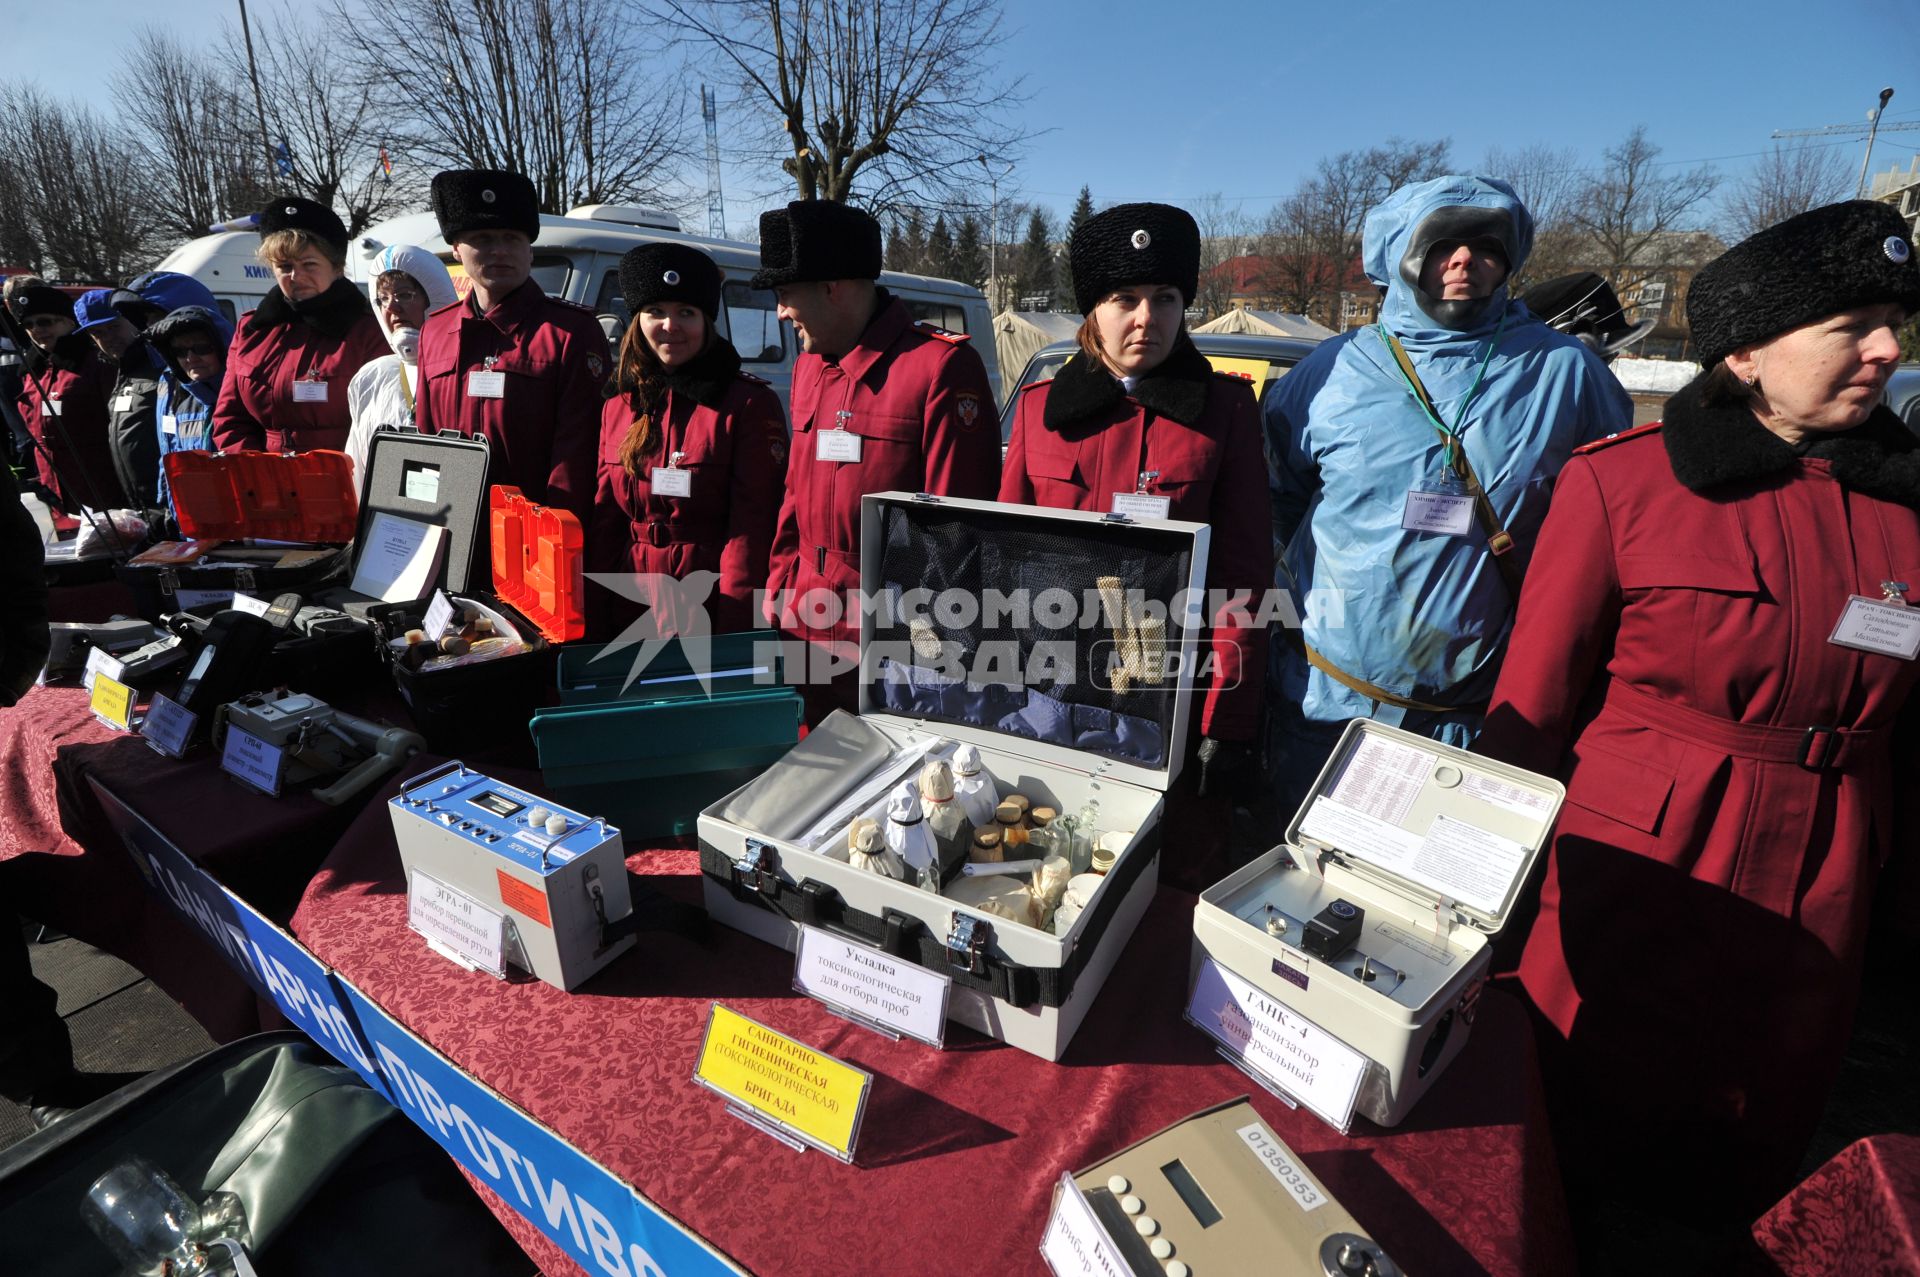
left=694, top=1003, right=870, bottom=1159
left=89, top=674, right=135, bottom=731
left=1205, top=355, right=1272, bottom=391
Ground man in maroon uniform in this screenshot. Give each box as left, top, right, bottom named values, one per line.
left=757, top=200, right=1000, bottom=720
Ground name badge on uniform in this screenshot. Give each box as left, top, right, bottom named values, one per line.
left=1401, top=489, right=1475, bottom=536
left=292, top=380, right=329, bottom=403
left=161, top=414, right=179, bottom=436
left=651, top=456, right=693, bottom=498
left=46, top=398, right=62, bottom=417
left=1829, top=584, right=1920, bottom=660
left=467, top=370, right=506, bottom=399
left=816, top=429, right=862, bottom=463
left=1111, top=492, right=1170, bottom=520
left=111, top=394, right=133, bottom=413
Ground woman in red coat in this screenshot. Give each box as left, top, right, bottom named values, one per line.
left=10, top=284, right=121, bottom=513
left=211, top=198, right=387, bottom=454
left=1478, top=200, right=1920, bottom=1226
left=588, top=243, right=786, bottom=643
left=1000, top=203, right=1271, bottom=886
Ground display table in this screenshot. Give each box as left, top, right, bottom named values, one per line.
left=0, top=684, right=376, bottom=1039
left=291, top=789, right=1576, bottom=1276
left=1753, top=1134, right=1920, bottom=1274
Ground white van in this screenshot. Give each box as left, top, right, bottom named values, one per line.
left=150, top=231, right=280, bottom=326
left=343, top=205, right=1000, bottom=410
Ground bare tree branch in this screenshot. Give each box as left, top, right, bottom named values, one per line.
left=1722, top=142, right=1853, bottom=241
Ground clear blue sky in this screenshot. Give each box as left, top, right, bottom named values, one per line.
left=20, top=0, right=1920, bottom=235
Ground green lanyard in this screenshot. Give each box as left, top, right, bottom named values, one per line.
left=1376, top=313, right=1506, bottom=473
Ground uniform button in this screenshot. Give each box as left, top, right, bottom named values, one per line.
left=1120, top=1195, right=1143, bottom=1215
left=1164, top=1262, right=1189, bottom=1277
left=1134, top=1215, right=1158, bottom=1236
left=1106, top=1175, right=1130, bottom=1195
left=1150, top=1238, right=1173, bottom=1259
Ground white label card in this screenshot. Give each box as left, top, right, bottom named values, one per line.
left=111, top=394, right=133, bottom=413
left=291, top=380, right=329, bottom=403
left=348, top=512, right=447, bottom=603
left=46, top=398, right=61, bottom=417
left=422, top=589, right=456, bottom=642
left=650, top=466, right=693, bottom=498
left=1401, top=489, right=1475, bottom=536
left=408, top=869, right=508, bottom=978
left=1186, top=956, right=1369, bottom=1132
left=1039, top=1173, right=1134, bottom=1277
left=81, top=644, right=125, bottom=693
left=229, top=592, right=272, bottom=617
left=1413, top=814, right=1529, bottom=914
left=175, top=588, right=234, bottom=610
left=141, top=692, right=197, bottom=758
left=793, top=925, right=952, bottom=1047
left=1829, top=596, right=1920, bottom=660
left=1235, top=1122, right=1328, bottom=1212
left=1110, top=492, right=1171, bottom=520
left=815, top=429, right=862, bottom=463
left=219, top=726, right=287, bottom=796
left=467, top=369, right=506, bottom=399
left=161, top=414, right=179, bottom=436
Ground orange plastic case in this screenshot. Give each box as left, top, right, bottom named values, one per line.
left=164, top=450, right=359, bottom=543
left=488, top=486, right=584, bottom=644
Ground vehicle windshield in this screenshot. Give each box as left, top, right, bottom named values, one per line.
left=1000, top=345, right=1305, bottom=442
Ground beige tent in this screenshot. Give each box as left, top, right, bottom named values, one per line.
left=1193, top=309, right=1336, bottom=340
left=992, top=310, right=1082, bottom=386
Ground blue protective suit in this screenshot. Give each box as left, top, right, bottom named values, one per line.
left=145, top=303, right=234, bottom=517
left=1264, top=175, right=1632, bottom=753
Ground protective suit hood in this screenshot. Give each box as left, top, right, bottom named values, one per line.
left=363, top=243, right=457, bottom=356
left=1364, top=175, right=1533, bottom=345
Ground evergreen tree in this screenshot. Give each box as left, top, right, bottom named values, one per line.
left=885, top=218, right=908, bottom=273
left=926, top=213, right=955, bottom=279
left=953, top=213, right=988, bottom=288
left=1058, top=185, right=1094, bottom=309
left=902, top=207, right=928, bottom=274
left=1017, top=208, right=1055, bottom=309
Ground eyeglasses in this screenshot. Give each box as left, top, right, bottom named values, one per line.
left=171, top=341, right=221, bottom=359
left=376, top=290, right=424, bottom=307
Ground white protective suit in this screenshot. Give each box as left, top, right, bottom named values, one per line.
left=345, top=244, right=458, bottom=490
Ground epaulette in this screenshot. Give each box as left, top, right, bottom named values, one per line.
left=1017, top=377, right=1055, bottom=394
left=1574, top=422, right=1662, bottom=455
left=914, top=322, right=970, bottom=344
left=739, top=370, right=772, bottom=385
left=544, top=294, right=596, bottom=314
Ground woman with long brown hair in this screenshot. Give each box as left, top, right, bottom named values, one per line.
left=588, top=243, right=787, bottom=641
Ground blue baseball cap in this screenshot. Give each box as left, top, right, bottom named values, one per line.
left=72, top=288, right=121, bottom=333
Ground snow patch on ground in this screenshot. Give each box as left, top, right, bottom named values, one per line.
left=1611, top=357, right=1700, bottom=394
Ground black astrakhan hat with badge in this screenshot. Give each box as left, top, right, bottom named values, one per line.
left=619, top=242, right=723, bottom=318
left=1687, top=199, right=1920, bottom=366
left=257, top=196, right=350, bottom=254
left=431, top=169, right=542, bottom=243
left=749, top=200, right=883, bottom=289
left=1069, top=202, right=1201, bottom=316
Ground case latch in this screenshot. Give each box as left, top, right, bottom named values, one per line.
left=945, top=912, right=991, bottom=976
left=158, top=567, right=180, bottom=598
left=732, top=839, right=779, bottom=894
left=911, top=491, right=940, bottom=504
left=235, top=565, right=258, bottom=591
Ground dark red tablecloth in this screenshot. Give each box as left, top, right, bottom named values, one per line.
left=292, top=794, right=1577, bottom=1277
left=1753, top=1135, right=1920, bottom=1274
left=0, top=684, right=375, bottom=1039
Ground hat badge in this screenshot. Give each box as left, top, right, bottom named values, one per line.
left=1130, top=229, right=1151, bottom=250
left=1886, top=236, right=1912, bottom=265
left=481, top=189, right=497, bottom=204
left=284, top=205, right=297, bottom=215
left=663, top=269, right=681, bottom=285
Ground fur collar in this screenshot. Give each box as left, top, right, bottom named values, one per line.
left=656, top=334, right=743, bottom=410
left=253, top=277, right=374, bottom=340
left=1043, top=331, right=1213, bottom=430
left=1662, top=372, right=1920, bottom=509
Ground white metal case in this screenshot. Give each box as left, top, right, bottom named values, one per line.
left=1191, top=721, right=1563, bottom=1125
left=389, top=761, right=635, bottom=991
left=699, top=492, right=1210, bottom=1060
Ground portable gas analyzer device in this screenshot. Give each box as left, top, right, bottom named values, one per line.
left=388, top=763, right=634, bottom=990
left=1191, top=720, right=1563, bottom=1127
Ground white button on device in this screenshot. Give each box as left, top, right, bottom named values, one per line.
left=1134, top=1215, right=1158, bottom=1236
left=1149, top=1239, right=1173, bottom=1259
left=1120, top=1195, right=1143, bottom=1215
left=528, top=807, right=551, bottom=827
left=1106, top=1175, right=1130, bottom=1195
left=544, top=813, right=568, bottom=836
left=1164, top=1262, right=1189, bottom=1277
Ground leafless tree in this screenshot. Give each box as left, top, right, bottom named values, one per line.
left=113, top=29, right=274, bottom=244
left=1191, top=192, right=1256, bottom=321
left=1721, top=142, right=1853, bottom=241
left=653, top=0, right=1028, bottom=210
left=1482, top=143, right=1584, bottom=287
left=1566, top=126, right=1719, bottom=291
left=0, top=86, right=159, bottom=281
left=337, top=0, right=689, bottom=217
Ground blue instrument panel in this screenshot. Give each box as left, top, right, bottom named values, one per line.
left=390, top=762, right=616, bottom=876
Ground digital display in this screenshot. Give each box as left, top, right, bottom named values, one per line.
left=1160, top=1159, right=1221, bottom=1228
left=471, top=791, right=524, bottom=819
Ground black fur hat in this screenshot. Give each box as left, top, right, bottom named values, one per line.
left=1688, top=200, right=1920, bottom=366
left=619, top=243, right=723, bottom=317
left=1069, top=202, right=1200, bottom=315
left=750, top=201, right=883, bottom=289
left=431, top=169, right=541, bottom=244
left=11, top=284, right=74, bottom=320
left=257, top=196, right=349, bottom=254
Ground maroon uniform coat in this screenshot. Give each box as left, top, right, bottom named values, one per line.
left=1477, top=384, right=1920, bottom=1216
left=415, top=279, right=609, bottom=525
left=212, top=280, right=386, bottom=454
left=764, top=293, right=1000, bottom=657
left=1000, top=341, right=1270, bottom=742
left=17, top=336, right=122, bottom=513
left=588, top=339, right=787, bottom=638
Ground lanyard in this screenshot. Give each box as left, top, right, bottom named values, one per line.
left=1377, top=313, right=1505, bottom=472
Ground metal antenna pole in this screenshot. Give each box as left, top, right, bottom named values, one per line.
left=237, top=0, right=275, bottom=178
left=702, top=86, right=726, bottom=238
